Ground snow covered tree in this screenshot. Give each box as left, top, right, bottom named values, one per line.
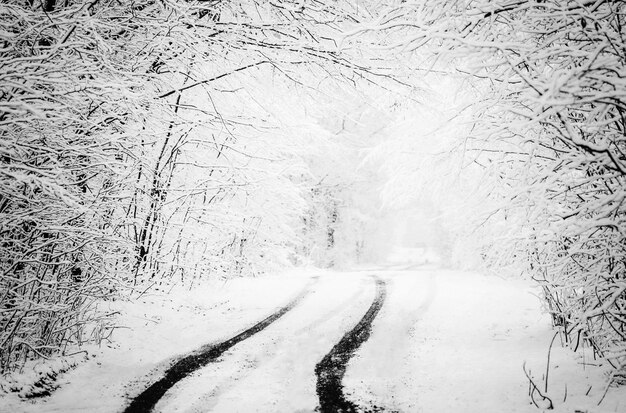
left=0, top=0, right=158, bottom=373
left=347, top=0, right=626, bottom=377
left=0, top=0, right=407, bottom=373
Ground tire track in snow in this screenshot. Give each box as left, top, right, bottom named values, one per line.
left=344, top=273, right=437, bottom=412
left=315, top=276, right=387, bottom=413
left=183, top=276, right=370, bottom=412
left=123, top=279, right=314, bottom=413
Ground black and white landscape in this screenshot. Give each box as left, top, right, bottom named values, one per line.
left=1, top=1, right=625, bottom=412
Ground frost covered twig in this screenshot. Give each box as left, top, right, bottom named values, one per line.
left=523, top=362, right=554, bottom=410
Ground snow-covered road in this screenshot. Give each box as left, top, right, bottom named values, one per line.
left=4, top=267, right=625, bottom=412
left=120, top=269, right=560, bottom=413
left=148, top=274, right=380, bottom=413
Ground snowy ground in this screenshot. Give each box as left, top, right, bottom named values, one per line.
left=2, top=253, right=625, bottom=412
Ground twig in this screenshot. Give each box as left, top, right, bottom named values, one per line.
left=63, top=350, right=89, bottom=358
left=545, top=331, right=559, bottom=393
left=523, top=362, right=554, bottom=410
left=158, top=61, right=270, bottom=99
left=136, top=281, right=157, bottom=299
left=597, top=372, right=614, bottom=406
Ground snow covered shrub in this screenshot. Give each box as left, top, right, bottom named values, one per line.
left=469, top=0, right=626, bottom=377
left=0, top=0, right=161, bottom=373
left=1, top=0, right=395, bottom=373
left=0, top=353, right=87, bottom=398
left=530, top=228, right=626, bottom=372
left=350, top=0, right=626, bottom=377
